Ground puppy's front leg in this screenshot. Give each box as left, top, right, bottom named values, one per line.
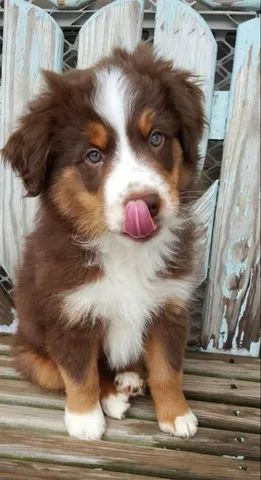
left=55, top=333, right=105, bottom=441
left=144, top=303, right=197, bottom=438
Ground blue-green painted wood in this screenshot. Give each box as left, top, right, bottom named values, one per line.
left=209, top=91, right=229, bottom=140
left=0, top=0, right=64, bottom=278
left=78, top=0, right=144, bottom=68
left=199, top=1, right=260, bottom=12
left=203, top=18, right=260, bottom=356
left=154, top=0, right=217, bottom=171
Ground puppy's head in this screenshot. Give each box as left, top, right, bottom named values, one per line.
left=2, top=44, right=204, bottom=242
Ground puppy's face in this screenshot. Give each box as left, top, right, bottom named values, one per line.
left=2, top=45, right=204, bottom=243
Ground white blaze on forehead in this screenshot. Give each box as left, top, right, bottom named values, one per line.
left=94, top=67, right=175, bottom=233
left=94, top=67, right=134, bottom=136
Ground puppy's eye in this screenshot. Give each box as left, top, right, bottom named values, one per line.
left=85, top=149, right=103, bottom=164
left=149, top=131, right=164, bottom=148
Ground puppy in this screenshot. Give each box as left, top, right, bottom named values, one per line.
left=2, top=44, right=204, bottom=440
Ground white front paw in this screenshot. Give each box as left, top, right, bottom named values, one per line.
left=65, top=403, right=106, bottom=440
left=159, top=411, right=198, bottom=438
left=102, top=392, right=130, bottom=420
left=115, top=371, right=145, bottom=397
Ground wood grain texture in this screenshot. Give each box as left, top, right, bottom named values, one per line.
left=0, top=0, right=63, bottom=279
left=0, top=403, right=259, bottom=460
left=0, top=459, right=169, bottom=480
left=202, top=18, right=260, bottom=357
left=209, top=91, right=229, bottom=140
left=0, top=335, right=12, bottom=354
left=193, top=181, right=219, bottom=284
left=77, top=0, right=144, bottom=69
left=0, top=428, right=259, bottom=480
left=154, top=0, right=217, bottom=171
left=199, top=1, right=261, bottom=12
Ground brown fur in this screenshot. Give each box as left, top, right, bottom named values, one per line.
left=60, top=336, right=100, bottom=413
left=2, top=44, right=204, bottom=433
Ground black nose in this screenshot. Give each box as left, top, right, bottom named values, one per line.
left=141, top=193, right=161, bottom=218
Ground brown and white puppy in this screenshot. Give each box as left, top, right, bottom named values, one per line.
left=2, top=44, right=204, bottom=440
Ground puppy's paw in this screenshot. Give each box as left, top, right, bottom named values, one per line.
left=159, top=410, right=198, bottom=438
left=65, top=403, right=106, bottom=440
left=102, top=392, right=130, bottom=420
left=115, top=371, right=145, bottom=397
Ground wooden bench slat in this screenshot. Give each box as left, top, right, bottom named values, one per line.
left=0, top=377, right=259, bottom=434
left=0, top=403, right=259, bottom=460
left=0, top=428, right=259, bottom=480
left=77, top=0, right=143, bottom=69
left=0, top=336, right=12, bottom=354
left=0, top=458, right=169, bottom=480
left=184, top=375, right=259, bottom=407
left=184, top=357, right=260, bottom=381
left=202, top=17, right=261, bottom=356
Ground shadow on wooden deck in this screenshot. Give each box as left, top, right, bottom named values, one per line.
left=0, top=335, right=260, bottom=479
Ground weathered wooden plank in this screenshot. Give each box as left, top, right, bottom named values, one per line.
left=0, top=377, right=259, bottom=433
left=77, top=0, right=144, bottom=69
left=199, top=1, right=261, bottom=12
left=154, top=0, right=217, bottom=171
left=0, top=428, right=259, bottom=480
left=185, top=352, right=260, bottom=381
left=202, top=18, right=261, bottom=357
left=0, top=459, right=168, bottom=480
left=0, top=335, right=12, bottom=354
left=0, top=0, right=63, bottom=280
left=193, top=181, right=219, bottom=284
left=0, top=403, right=259, bottom=460
left=184, top=375, right=260, bottom=407
left=209, top=91, right=229, bottom=140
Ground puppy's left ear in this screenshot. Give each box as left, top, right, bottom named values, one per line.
left=1, top=91, right=54, bottom=197
left=168, top=70, right=205, bottom=167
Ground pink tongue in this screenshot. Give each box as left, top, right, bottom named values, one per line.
left=124, top=200, right=156, bottom=239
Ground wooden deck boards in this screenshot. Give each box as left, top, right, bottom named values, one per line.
left=0, top=335, right=260, bottom=479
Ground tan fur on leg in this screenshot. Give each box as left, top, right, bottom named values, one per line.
left=144, top=304, right=198, bottom=438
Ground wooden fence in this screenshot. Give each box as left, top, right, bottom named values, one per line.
left=0, top=0, right=260, bottom=356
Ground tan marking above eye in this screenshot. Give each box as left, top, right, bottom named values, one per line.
left=85, top=121, right=109, bottom=150
left=138, top=109, right=156, bottom=138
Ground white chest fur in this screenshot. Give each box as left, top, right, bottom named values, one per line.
left=62, top=233, right=195, bottom=369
